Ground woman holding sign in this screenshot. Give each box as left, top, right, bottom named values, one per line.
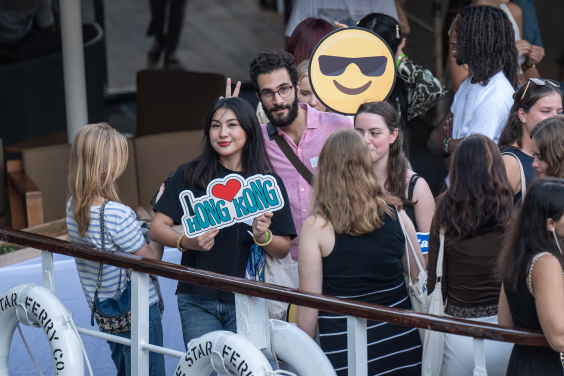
left=354, top=101, right=435, bottom=260
left=150, top=97, right=296, bottom=349
left=298, top=129, right=425, bottom=376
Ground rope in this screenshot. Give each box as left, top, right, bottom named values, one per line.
left=267, top=322, right=297, bottom=376
left=17, top=323, right=44, bottom=376
left=66, top=317, right=94, bottom=376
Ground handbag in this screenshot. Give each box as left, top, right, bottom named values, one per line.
left=264, top=251, right=299, bottom=320
left=396, top=209, right=428, bottom=341
left=502, top=151, right=527, bottom=199
left=422, top=230, right=446, bottom=376
left=91, top=200, right=132, bottom=334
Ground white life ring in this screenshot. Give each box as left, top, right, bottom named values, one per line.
left=175, top=330, right=273, bottom=376
left=0, top=283, right=84, bottom=376
left=264, top=319, right=336, bottom=376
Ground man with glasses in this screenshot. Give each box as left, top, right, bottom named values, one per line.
left=249, top=48, right=352, bottom=261
left=428, top=5, right=519, bottom=166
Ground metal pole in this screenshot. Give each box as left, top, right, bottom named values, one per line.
left=347, top=315, right=368, bottom=376
left=41, top=250, right=55, bottom=293
left=132, top=271, right=150, bottom=376
left=59, top=0, right=89, bottom=143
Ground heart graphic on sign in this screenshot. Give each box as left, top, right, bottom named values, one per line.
left=211, top=179, right=241, bottom=202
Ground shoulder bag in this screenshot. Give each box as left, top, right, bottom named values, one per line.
left=396, top=209, right=428, bottom=341
left=422, top=230, right=446, bottom=376
left=91, top=201, right=132, bottom=334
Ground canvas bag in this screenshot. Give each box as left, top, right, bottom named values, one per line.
left=264, top=252, right=299, bottom=320
left=396, top=209, right=428, bottom=341
left=422, top=230, right=446, bottom=376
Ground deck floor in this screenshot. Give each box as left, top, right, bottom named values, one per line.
left=104, top=0, right=285, bottom=89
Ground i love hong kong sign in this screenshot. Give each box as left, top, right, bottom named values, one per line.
left=179, top=174, right=285, bottom=238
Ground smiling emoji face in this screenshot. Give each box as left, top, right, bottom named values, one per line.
left=309, top=27, right=396, bottom=115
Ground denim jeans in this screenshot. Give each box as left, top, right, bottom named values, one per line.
left=107, top=303, right=165, bottom=376
left=177, top=293, right=237, bottom=350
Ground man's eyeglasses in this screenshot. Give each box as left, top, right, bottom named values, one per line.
left=260, top=85, right=293, bottom=101
left=518, top=78, right=560, bottom=110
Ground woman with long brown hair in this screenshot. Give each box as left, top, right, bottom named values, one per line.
left=498, top=178, right=564, bottom=375
left=355, top=101, right=435, bottom=258
left=531, top=115, right=564, bottom=179
left=297, top=129, right=425, bottom=376
left=498, top=79, right=562, bottom=203
left=427, top=134, right=514, bottom=375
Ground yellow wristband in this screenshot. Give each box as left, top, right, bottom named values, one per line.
left=253, top=229, right=273, bottom=247
left=177, top=233, right=187, bottom=252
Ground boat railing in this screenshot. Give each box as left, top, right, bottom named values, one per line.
left=0, top=226, right=549, bottom=376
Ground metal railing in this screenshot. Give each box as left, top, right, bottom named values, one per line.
left=0, top=227, right=549, bottom=376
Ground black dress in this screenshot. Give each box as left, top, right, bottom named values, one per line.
left=318, top=210, right=422, bottom=376
left=502, top=149, right=535, bottom=205
left=504, top=257, right=563, bottom=375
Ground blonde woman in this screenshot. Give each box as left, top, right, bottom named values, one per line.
left=296, top=59, right=326, bottom=112
left=298, top=129, right=424, bottom=376
left=67, top=123, right=165, bottom=376
left=531, top=115, right=564, bottom=179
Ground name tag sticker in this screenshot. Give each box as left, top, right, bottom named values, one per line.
left=463, top=109, right=472, bottom=121
left=179, top=174, right=285, bottom=238
left=417, top=232, right=429, bottom=254
left=310, top=156, right=319, bottom=168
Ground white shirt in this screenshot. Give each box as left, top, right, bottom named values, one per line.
left=285, top=0, right=398, bottom=37
left=0, top=0, right=54, bottom=46
left=450, top=71, right=515, bottom=144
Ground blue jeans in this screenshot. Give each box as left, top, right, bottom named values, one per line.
left=107, top=303, right=165, bottom=376
left=177, top=293, right=237, bottom=350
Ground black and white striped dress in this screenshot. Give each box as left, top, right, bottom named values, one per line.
left=318, top=211, right=422, bottom=376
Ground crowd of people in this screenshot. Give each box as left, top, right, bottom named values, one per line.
left=64, top=3, right=564, bottom=376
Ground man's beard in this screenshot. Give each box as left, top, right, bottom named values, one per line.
left=262, top=94, right=299, bottom=128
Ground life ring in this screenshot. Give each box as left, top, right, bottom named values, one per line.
left=0, top=283, right=84, bottom=376
left=174, top=330, right=273, bottom=375
left=264, top=319, right=336, bottom=376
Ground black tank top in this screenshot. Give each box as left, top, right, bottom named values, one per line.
left=322, top=209, right=406, bottom=302
left=502, top=149, right=535, bottom=205
left=404, top=174, right=419, bottom=231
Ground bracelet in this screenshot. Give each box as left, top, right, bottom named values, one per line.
left=395, top=53, right=406, bottom=69
left=444, top=137, right=452, bottom=155
left=522, top=61, right=535, bottom=71
left=253, top=229, right=273, bottom=247
left=177, top=233, right=187, bottom=252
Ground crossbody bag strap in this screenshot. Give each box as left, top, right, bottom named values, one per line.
left=502, top=151, right=527, bottom=198
left=270, top=124, right=314, bottom=186
left=396, top=208, right=424, bottom=276
left=94, top=200, right=109, bottom=298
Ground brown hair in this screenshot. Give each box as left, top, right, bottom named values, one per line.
left=354, top=101, right=413, bottom=207
left=498, top=82, right=562, bottom=150
left=68, top=123, right=128, bottom=237
left=433, top=135, right=514, bottom=239
left=531, top=115, right=564, bottom=178
left=311, top=129, right=401, bottom=236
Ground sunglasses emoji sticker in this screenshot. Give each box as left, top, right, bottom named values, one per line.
left=309, top=27, right=396, bottom=115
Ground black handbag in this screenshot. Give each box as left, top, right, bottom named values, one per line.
left=90, top=201, right=132, bottom=333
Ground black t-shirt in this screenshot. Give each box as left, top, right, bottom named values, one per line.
left=153, top=163, right=296, bottom=302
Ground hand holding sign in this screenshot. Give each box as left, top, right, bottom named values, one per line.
left=252, top=212, right=273, bottom=243
left=182, top=228, right=219, bottom=252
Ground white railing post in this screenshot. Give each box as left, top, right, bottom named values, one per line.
left=41, top=251, right=55, bottom=293
left=131, top=271, right=150, bottom=376
left=235, top=293, right=270, bottom=350
left=473, top=338, right=488, bottom=376
left=347, top=315, right=367, bottom=376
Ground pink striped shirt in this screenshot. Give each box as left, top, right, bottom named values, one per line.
left=261, top=103, right=353, bottom=260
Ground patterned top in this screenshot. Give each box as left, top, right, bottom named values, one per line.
left=397, top=59, right=447, bottom=122
left=66, top=199, right=159, bottom=308
left=260, top=103, right=353, bottom=260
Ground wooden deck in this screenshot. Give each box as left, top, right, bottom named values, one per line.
left=104, top=0, right=285, bottom=89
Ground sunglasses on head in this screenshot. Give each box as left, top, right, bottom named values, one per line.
left=517, top=78, right=560, bottom=110
left=318, top=55, right=388, bottom=77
